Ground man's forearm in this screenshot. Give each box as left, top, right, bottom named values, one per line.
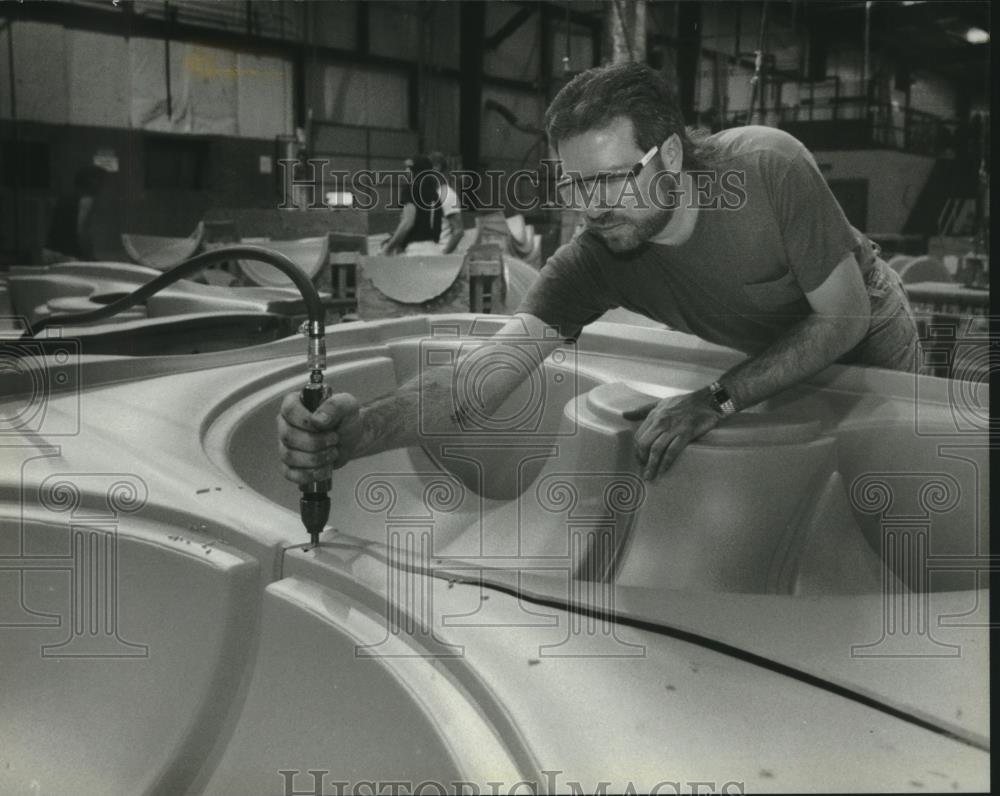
left=721, top=314, right=866, bottom=412
left=356, top=369, right=454, bottom=457
left=353, top=316, right=557, bottom=459
left=383, top=224, right=410, bottom=252
left=356, top=352, right=515, bottom=457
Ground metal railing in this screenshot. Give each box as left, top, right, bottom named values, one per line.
left=769, top=97, right=959, bottom=158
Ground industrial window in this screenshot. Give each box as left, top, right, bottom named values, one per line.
left=143, top=135, right=209, bottom=190
left=1, top=140, right=51, bottom=189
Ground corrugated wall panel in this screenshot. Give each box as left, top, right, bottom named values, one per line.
left=0, top=21, right=290, bottom=136
left=369, top=2, right=420, bottom=62
left=423, top=76, right=461, bottom=159
left=131, top=0, right=245, bottom=30
left=236, top=52, right=293, bottom=139
left=484, top=4, right=540, bottom=83
left=311, top=1, right=357, bottom=50
left=248, top=0, right=304, bottom=41
left=69, top=0, right=304, bottom=39
left=10, top=22, right=70, bottom=124
left=313, top=124, right=368, bottom=156
left=310, top=125, right=417, bottom=163
left=129, top=36, right=191, bottom=132
left=326, top=155, right=369, bottom=175
left=318, top=64, right=409, bottom=129
left=67, top=29, right=130, bottom=128
left=481, top=88, right=545, bottom=169
left=427, top=2, right=460, bottom=70
left=368, top=128, right=418, bottom=159
left=129, top=37, right=292, bottom=136
left=0, top=31, right=9, bottom=119
left=186, top=44, right=239, bottom=135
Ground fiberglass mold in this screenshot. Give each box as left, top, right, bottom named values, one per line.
left=0, top=315, right=989, bottom=794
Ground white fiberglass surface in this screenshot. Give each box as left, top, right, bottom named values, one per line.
left=0, top=318, right=989, bottom=793
left=209, top=344, right=987, bottom=599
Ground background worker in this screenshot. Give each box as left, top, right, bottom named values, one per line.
left=380, top=155, right=442, bottom=256
left=43, top=165, right=107, bottom=263
left=429, top=151, right=464, bottom=255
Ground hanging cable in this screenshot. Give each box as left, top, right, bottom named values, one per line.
left=612, top=0, right=636, bottom=63
left=862, top=1, right=872, bottom=103
left=563, top=0, right=571, bottom=73
left=164, top=0, right=173, bottom=119
left=6, top=19, right=20, bottom=256
left=747, top=1, right=769, bottom=125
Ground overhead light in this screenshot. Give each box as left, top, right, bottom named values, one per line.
left=965, top=27, right=990, bottom=44
left=900, top=1, right=922, bottom=5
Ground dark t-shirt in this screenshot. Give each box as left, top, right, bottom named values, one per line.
left=401, top=175, right=442, bottom=247
left=517, top=126, right=877, bottom=354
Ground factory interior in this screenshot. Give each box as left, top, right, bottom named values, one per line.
left=0, top=1, right=992, bottom=794
left=0, top=0, right=991, bottom=355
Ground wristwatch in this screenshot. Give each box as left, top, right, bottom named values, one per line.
left=707, top=381, right=738, bottom=416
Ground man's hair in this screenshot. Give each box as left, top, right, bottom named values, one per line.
left=544, top=61, right=714, bottom=171
left=428, top=151, right=449, bottom=175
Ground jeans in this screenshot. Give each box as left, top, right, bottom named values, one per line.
left=839, top=256, right=928, bottom=374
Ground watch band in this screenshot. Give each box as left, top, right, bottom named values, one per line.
left=708, top=381, right=737, bottom=416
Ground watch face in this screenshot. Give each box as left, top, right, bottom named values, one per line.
left=709, top=382, right=735, bottom=415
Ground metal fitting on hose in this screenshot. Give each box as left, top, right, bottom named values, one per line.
left=302, top=319, right=327, bottom=372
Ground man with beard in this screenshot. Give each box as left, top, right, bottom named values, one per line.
left=277, top=62, right=925, bottom=485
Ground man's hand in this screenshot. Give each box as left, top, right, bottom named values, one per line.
left=623, top=389, right=722, bottom=480
left=278, top=392, right=364, bottom=485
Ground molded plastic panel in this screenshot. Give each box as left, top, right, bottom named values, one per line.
left=122, top=223, right=205, bottom=270
left=360, top=254, right=466, bottom=304
left=7, top=261, right=312, bottom=327
left=199, top=577, right=523, bottom=794
left=237, top=235, right=329, bottom=287
left=539, top=383, right=891, bottom=594
left=0, top=517, right=258, bottom=795
left=834, top=425, right=989, bottom=592
left=0, top=313, right=990, bottom=792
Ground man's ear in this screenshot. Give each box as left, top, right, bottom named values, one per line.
left=659, top=133, right=682, bottom=172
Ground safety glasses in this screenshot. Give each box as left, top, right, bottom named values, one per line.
left=555, top=145, right=659, bottom=209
